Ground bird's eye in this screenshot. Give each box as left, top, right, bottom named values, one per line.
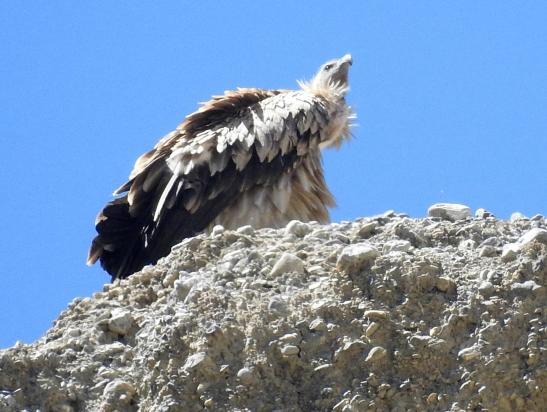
left=324, top=64, right=333, bottom=71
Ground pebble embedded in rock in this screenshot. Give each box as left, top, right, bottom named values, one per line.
left=211, top=225, right=225, bottom=237
left=107, top=309, right=133, bottom=335
left=281, top=345, right=300, bottom=356
left=510, top=212, right=528, bottom=222
left=478, top=281, right=494, bottom=297
left=436, top=277, right=457, bottom=293
left=365, top=346, right=387, bottom=363
left=336, top=243, right=379, bottom=272
left=102, top=379, right=136, bottom=408
left=479, top=245, right=497, bottom=257
left=363, top=310, right=388, bottom=320
left=475, top=208, right=494, bottom=219
left=427, top=203, right=471, bottom=221
left=516, top=228, right=547, bottom=247
left=357, top=222, right=377, bottom=238
left=285, top=220, right=312, bottom=237
left=183, top=352, right=208, bottom=370
left=270, top=253, right=305, bottom=277
left=237, top=367, right=255, bottom=385
left=383, top=240, right=411, bottom=253
left=236, top=225, right=254, bottom=235
left=458, top=346, right=480, bottom=362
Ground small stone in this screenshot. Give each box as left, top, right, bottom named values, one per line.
left=270, top=253, right=305, bottom=277
left=478, top=281, right=494, bottom=297
left=426, top=393, right=438, bottom=405
left=357, top=222, right=377, bottom=238
left=383, top=240, right=411, bottom=253
left=102, top=380, right=136, bottom=406
left=107, top=309, right=133, bottom=335
left=479, top=245, right=497, bottom=257
left=365, top=322, right=380, bottom=338
left=516, top=228, right=547, bottom=247
left=510, top=212, right=528, bottom=222
left=281, top=345, right=300, bottom=356
left=341, top=340, right=366, bottom=353
left=211, top=225, right=225, bottom=237
left=196, top=383, right=210, bottom=394
left=436, top=277, right=457, bottom=293
left=173, top=276, right=199, bottom=302
left=365, top=346, right=387, bottom=363
left=279, top=333, right=301, bottom=344
left=285, top=220, right=312, bottom=237
left=501, top=244, right=519, bottom=262
left=427, top=203, right=471, bottom=221
left=337, top=243, right=379, bottom=272
left=236, top=225, right=254, bottom=235
left=480, top=237, right=499, bottom=247
left=511, top=280, right=542, bottom=296
left=363, top=310, right=389, bottom=320
left=203, top=399, right=214, bottom=407
left=458, top=346, right=480, bottom=362
left=460, top=380, right=475, bottom=392
left=183, top=352, right=212, bottom=372
left=313, top=364, right=333, bottom=372
left=237, top=367, right=255, bottom=385
left=309, top=318, right=327, bottom=332
left=475, top=208, right=494, bottom=219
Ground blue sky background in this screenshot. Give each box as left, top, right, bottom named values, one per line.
left=1, top=2, right=546, bottom=348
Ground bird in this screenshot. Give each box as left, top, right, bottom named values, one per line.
left=87, top=54, right=354, bottom=280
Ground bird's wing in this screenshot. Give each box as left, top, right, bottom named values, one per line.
left=89, top=88, right=330, bottom=279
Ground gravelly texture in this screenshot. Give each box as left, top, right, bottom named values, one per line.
left=1, top=210, right=546, bottom=411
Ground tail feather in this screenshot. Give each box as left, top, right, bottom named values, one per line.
left=88, top=195, right=148, bottom=279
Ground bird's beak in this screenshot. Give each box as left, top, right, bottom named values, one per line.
left=340, top=54, right=353, bottom=66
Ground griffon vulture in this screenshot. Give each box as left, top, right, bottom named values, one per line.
left=88, top=54, right=354, bottom=280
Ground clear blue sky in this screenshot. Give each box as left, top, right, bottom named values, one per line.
left=1, top=2, right=546, bottom=348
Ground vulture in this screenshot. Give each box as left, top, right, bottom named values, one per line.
left=88, top=54, right=354, bottom=280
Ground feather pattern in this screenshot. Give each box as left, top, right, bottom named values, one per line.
left=88, top=55, right=354, bottom=279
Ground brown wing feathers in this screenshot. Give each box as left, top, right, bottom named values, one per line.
left=87, top=89, right=309, bottom=279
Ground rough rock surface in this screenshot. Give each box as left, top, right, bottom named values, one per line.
left=1, top=211, right=546, bottom=411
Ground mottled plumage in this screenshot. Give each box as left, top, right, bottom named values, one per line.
left=88, top=54, right=354, bottom=279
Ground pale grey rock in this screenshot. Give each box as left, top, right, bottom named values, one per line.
left=285, top=220, right=312, bottom=237
left=357, top=221, right=377, bottom=238
left=269, top=253, right=305, bottom=277
left=102, top=380, right=136, bottom=411
left=236, top=225, right=254, bottom=235
left=383, top=239, right=411, bottom=253
left=107, top=309, right=133, bottom=335
left=436, top=276, right=457, bottom=293
left=475, top=208, right=494, bottom=219
left=516, top=228, right=547, bottom=247
left=478, top=281, right=495, bottom=297
left=365, top=346, right=387, bottom=363
left=458, top=346, right=481, bottom=362
left=211, top=224, right=225, bottom=237
left=280, top=345, right=299, bottom=356
left=479, top=245, right=497, bottom=257
left=502, top=228, right=547, bottom=261
left=236, top=367, right=255, bottom=385
left=510, top=212, right=528, bottom=222
left=501, top=243, right=519, bottom=262
left=1, top=212, right=545, bottom=411
left=336, top=243, right=379, bottom=272
left=427, top=203, right=471, bottom=221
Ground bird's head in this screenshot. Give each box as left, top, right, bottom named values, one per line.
left=301, top=54, right=353, bottom=98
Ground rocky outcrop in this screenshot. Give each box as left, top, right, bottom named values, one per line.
left=1, top=209, right=546, bottom=411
